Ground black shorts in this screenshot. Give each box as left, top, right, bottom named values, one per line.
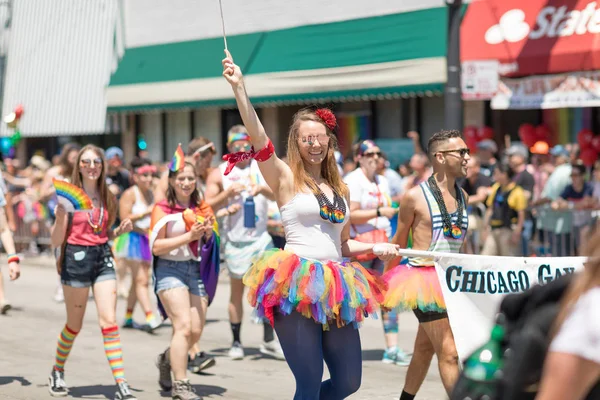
left=413, top=308, right=448, bottom=323
left=61, top=243, right=116, bottom=288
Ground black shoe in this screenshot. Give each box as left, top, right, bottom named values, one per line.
left=188, top=352, right=216, bottom=374
left=114, top=380, right=137, bottom=400
left=156, top=349, right=172, bottom=391
left=48, top=369, right=68, bottom=397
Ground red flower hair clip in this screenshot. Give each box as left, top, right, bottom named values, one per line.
left=315, top=108, right=337, bottom=131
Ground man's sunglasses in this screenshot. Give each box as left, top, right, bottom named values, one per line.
left=437, top=148, right=470, bottom=157
left=362, top=151, right=382, bottom=158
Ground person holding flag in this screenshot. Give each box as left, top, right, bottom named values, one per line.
left=221, top=50, right=398, bottom=399
left=150, top=145, right=219, bottom=400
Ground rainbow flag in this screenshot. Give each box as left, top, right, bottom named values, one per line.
left=337, top=113, right=372, bottom=157
left=169, top=143, right=185, bottom=172
left=543, top=107, right=593, bottom=145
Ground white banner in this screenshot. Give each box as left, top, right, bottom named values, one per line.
left=433, top=254, right=586, bottom=361
left=491, top=71, right=600, bottom=110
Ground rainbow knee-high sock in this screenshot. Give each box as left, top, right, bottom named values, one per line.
left=54, top=325, right=79, bottom=371
left=101, top=325, right=125, bottom=383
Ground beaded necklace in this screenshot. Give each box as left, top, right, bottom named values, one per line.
left=87, top=205, right=105, bottom=235
left=312, top=181, right=346, bottom=224
left=427, top=175, right=464, bottom=239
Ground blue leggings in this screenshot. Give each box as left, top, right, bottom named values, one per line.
left=274, top=311, right=362, bottom=400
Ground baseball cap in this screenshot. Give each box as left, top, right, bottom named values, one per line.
left=506, top=143, right=529, bottom=159
left=105, top=146, right=124, bottom=160
left=476, top=139, right=497, bottom=153
left=530, top=141, right=549, bottom=155
left=549, top=145, right=569, bottom=158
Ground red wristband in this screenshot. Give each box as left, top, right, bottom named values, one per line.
left=7, top=255, right=19, bottom=264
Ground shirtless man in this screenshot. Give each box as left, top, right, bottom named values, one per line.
left=383, top=129, right=470, bottom=399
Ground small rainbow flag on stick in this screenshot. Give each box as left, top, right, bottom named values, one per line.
left=52, top=179, right=93, bottom=212
left=169, top=143, right=185, bottom=172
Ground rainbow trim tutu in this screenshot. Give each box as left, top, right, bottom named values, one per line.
left=113, top=232, right=151, bottom=262
left=243, top=248, right=387, bottom=329
left=382, top=263, right=446, bottom=313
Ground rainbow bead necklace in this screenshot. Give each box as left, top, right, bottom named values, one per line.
left=313, top=182, right=346, bottom=224
left=427, top=175, right=464, bottom=239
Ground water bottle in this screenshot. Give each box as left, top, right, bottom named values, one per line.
left=390, top=201, right=399, bottom=237
left=453, top=315, right=506, bottom=400
left=244, top=196, right=256, bottom=228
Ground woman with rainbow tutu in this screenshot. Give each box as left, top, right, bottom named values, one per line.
left=113, top=157, right=160, bottom=332
left=221, top=50, right=399, bottom=399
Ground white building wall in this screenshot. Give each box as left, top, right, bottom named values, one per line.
left=193, top=109, right=222, bottom=164
left=166, top=111, right=190, bottom=160
left=140, top=113, right=161, bottom=162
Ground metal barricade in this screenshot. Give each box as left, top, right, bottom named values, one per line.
left=9, top=200, right=52, bottom=254
left=531, top=206, right=597, bottom=257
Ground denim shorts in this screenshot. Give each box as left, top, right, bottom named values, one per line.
left=61, top=243, right=116, bottom=288
left=154, top=258, right=207, bottom=297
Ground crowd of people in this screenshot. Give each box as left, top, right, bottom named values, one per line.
left=0, top=51, right=597, bottom=399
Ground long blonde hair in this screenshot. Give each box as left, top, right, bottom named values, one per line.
left=552, top=224, right=600, bottom=336
left=286, top=108, right=348, bottom=197
left=71, top=145, right=118, bottom=228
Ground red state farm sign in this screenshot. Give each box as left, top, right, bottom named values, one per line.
left=461, top=0, right=600, bottom=77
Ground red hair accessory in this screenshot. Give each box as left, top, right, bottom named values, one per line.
left=135, top=165, right=157, bottom=175
left=315, top=108, right=337, bottom=131
left=222, top=139, right=275, bottom=175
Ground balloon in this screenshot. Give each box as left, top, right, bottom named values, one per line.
left=14, top=104, right=24, bottom=119
left=477, top=126, right=494, bottom=141
left=464, top=125, right=477, bottom=139
left=0, top=137, right=11, bottom=154
left=577, top=129, right=594, bottom=148
left=591, top=136, right=600, bottom=154
left=580, top=148, right=598, bottom=167
left=3, top=112, right=17, bottom=129
left=10, top=130, right=21, bottom=146
left=466, top=135, right=479, bottom=152
left=535, top=125, right=551, bottom=143
left=518, top=124, right=536, bottom=146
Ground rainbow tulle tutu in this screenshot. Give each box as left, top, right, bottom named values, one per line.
left=382, top=264, right=446, bottom=312
left=243, top=248, right=387, bottom=329
left=113, top=232, right=151, bottom=262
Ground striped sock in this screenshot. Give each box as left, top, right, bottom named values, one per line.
left=54, top=325, right=79, bottom=372
left=124, top=309, right=133, bottom=324
left=145, top=311, right=154, bottom=324
left=101, top=325, right=125, bottom=383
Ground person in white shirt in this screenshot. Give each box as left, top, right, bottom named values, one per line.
left=537, top=228, right=600, bottom=400
left=344, top=140, right=409, bottom=366
left=205, top=126, right=283, bottom=361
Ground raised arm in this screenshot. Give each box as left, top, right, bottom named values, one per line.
left=222, top=50, right=293, bottom=203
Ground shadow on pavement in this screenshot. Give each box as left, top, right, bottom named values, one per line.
left=158, top=384, right=227, bottom=398
left=361, top=349, right=385, bottom=362
left=0, top=376, right=31, bottom=386
left=68, top=384, right=143, bottom=399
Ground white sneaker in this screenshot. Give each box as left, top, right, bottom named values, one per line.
left=54, top=288, right=64, bottom=303
left=228, top=341, right=244, bottom=360
left=260, top=340, right=285, bottom=360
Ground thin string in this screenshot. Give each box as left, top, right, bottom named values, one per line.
left=218, top=0, right=228, bottom=51
left=427, top=175, right=464, bottom=238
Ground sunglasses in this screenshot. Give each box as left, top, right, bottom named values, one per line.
left=300, top=133, right=330, bottom=146
left=80, top=158, right=103, bottom=167
left=437, top=148, right=471, bottom=158
left=362, top=151, right=382, bottom=158
left=232, top=143, right=252, bottom=152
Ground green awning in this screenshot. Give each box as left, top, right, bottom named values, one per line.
left=107, top=7, right=447, bottom=112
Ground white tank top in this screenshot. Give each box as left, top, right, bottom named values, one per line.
left=162, top=214, right=194, bottom=261
left=219, top=160, right=269, bottom=243
left=132, top=186, right=152, bottom=230
left=281, top=192, right=349, bottom=262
